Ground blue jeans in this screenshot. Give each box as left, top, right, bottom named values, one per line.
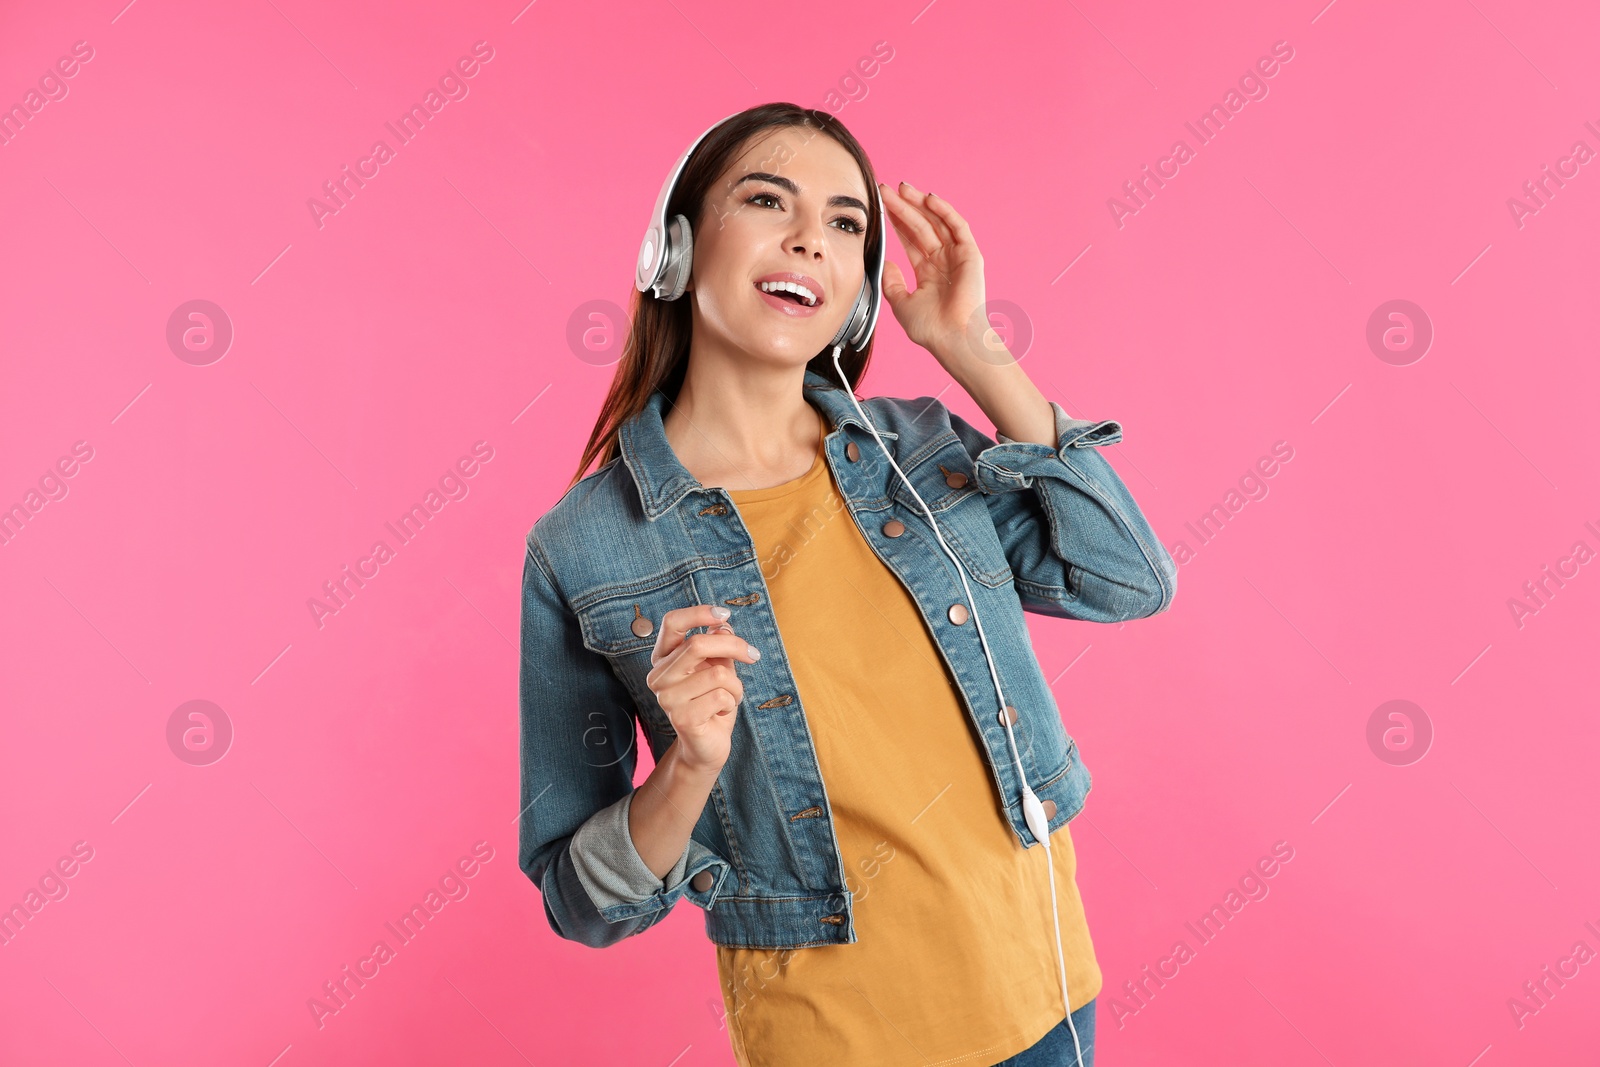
left=989, top=999, right=1097, bottom=1067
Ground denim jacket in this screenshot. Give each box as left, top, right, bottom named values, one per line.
left=518, top=368, right=1176, bottom=950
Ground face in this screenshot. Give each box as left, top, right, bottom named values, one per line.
left=685, top=127, right=872, bottom=371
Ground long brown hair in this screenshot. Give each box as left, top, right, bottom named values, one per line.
left=568, top=103, right=883, bottom=489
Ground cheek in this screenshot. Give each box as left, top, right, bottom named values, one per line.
left=835, top=272, right=863, bottom=306
left=691, top=225, right=754, bottom=296
left=696, top=261, right=750, bottom=319
left=686, top=264, right=759, bottom=341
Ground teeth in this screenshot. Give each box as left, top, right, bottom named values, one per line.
left=759, top=280, right=818, bottom=306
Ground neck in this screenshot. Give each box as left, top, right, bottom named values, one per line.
left=662, top=347, right=829, bottom=490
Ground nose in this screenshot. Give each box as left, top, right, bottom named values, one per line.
left=787, top=213, right=827, bottom=260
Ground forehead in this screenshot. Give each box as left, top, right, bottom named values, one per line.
left=717, top=127, right=868, bottom=199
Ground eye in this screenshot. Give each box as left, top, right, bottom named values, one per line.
left=745, top=192, right=865, bottom=235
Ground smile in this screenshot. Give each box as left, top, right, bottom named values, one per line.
left=753, top=272, right=825, bottom=317
left=757, top=280, right=819, bottom=306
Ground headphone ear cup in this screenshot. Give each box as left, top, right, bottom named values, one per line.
left=656, top=213, right=694, bottom=301
left=836, top=282, right=872, bottom=351
left=839, top=195, right=887, bottom=352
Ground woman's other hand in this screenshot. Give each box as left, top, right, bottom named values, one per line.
left=645, top=604, right=761, bottom=774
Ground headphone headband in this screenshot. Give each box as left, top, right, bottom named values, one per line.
left=635, top=111, right=886, bottom=354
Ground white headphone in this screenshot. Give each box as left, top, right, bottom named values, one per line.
left=638, top=112, right=1088, bottom=1066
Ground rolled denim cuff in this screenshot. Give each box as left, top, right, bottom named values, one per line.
left=568, top=789, right=692, bottom=910
left=995, top=401, right=1122, bottom=450
left=977, top=402, right=1123, bottom=495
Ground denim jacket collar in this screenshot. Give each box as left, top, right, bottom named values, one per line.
left=618, top=368, right=897, bottom=522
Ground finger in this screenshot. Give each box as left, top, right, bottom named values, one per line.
left=896, top=188, right=962, bottom=294
left=882, top=204, right=927, bottom=272
left=674, top=631, right=760, bottom=673
left=897, top=180, right=955, bottom=246
left=648, top=630, right=760, bottom=687
left=685, top=685, right=742, bottom=722
left=883, top=182, right=940, bottom=254
left=700, top=623, right=737, bottom=672
left=880, top=260, right=911, bottom=305
left=669, top=662, right=745, bottom=707
left=920, top=189, right=974, bottom=247
left=880, top=181, right=942, bottom=259
left=883, top=182, right=940, bottom=259
left=651, top=603, right=733, bottom=666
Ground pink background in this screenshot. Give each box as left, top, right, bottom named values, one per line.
left=2, top=0, right=1597, bottom=1063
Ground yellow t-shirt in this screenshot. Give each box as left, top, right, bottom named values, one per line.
left=716, top=403, right=1102, bottom=1067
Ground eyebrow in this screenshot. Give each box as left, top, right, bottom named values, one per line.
left=731, top=172, right=869, bottom=215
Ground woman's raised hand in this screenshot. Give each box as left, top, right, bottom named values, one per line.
left=876, top=180, right=989, bottom=366
left=644, top=604, right=761, bottom=774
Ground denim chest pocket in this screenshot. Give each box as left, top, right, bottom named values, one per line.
left=888, top=436, right=1013, bottom=589
left=574, top=574, right=703, bottom=735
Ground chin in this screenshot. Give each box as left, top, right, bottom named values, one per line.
left=732, top=329, right=833, bottom=370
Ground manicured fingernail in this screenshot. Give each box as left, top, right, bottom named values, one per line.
left=711, top=605, right=731, bottom=619
left=748, top=645, right=761, bottom=661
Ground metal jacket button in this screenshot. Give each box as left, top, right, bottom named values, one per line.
left=1041, top=799, right=1057, bottom=820
left=691, top=869, right=715, bottom=892
left=998, top=704, right=1017, bottom=725
left=945, top=470, right=968, bottom=489
left=948, top=603, right=970, bottom=625
left=845, top=441, right=861, bottom=462
left=630, top=606, right=653, bottom=638
left=883, top=519, right=905, bottom=538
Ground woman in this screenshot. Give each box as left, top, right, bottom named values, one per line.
left=518, top=102, right=1176, bottom=1067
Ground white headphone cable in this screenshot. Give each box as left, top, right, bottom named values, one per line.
left=829, top=345, right=1086, bottom=1067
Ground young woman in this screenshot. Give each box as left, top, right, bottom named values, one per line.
left=518, top=103, right=1176, bottom=1067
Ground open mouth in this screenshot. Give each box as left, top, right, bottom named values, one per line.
left=756, top=281, right=820, bottom=306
